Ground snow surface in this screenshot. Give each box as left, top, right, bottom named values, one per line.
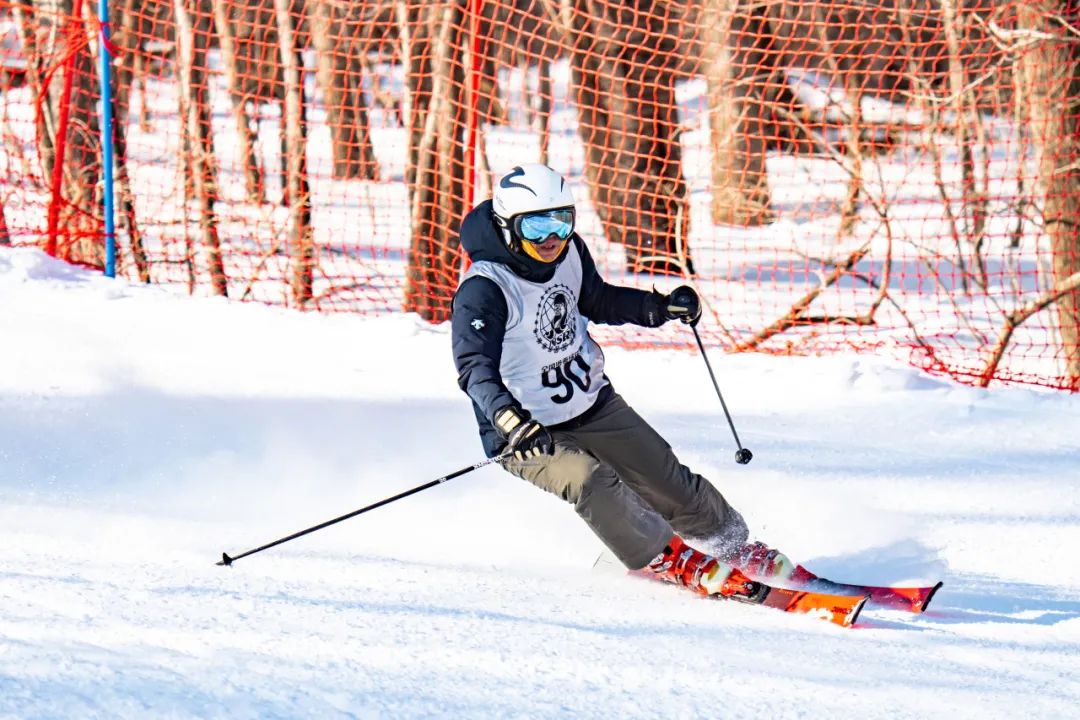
left=1, top=246, right=1078, bottom=719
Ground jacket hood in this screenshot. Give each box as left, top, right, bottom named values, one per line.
left=459, top=200, right=567, bottom=283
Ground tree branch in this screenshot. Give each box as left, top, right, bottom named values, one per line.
left=979, top=271, right=1080, bottom=386
left=733, top=240, right=873, bottom=352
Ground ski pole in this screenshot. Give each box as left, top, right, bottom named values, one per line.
left=217, top=452, right=510, bottom=566
left=690, top=323, right=753, bottom=465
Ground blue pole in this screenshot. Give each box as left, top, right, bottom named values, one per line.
left=97, top=0, right=117, bottom=277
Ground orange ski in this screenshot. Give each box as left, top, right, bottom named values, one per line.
left=789, top=566, right=943, bottom=613
left=623, top=564, right=868, bottom=627
left=714, top=568, right=868, bottom=628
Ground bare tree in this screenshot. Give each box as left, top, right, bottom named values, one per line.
left=271, top=0, right=315, bottom=305
left=225, top=0, right=286, bottom=205
left=12, top=0, right=55, bottom=182
left=311, top=0, right=380, bottom=181
left=941, top=0, right=987, bottom=273
left=981, top=271, right=1080, bottom=386
left=1015, top=1, right=1080, bottom=385
left=402, top=1, right=468, bottom=321
left=211, top=0, right=265, bottom=203
left=703, top=0, right=775, bottom=227
left=42, top=0, right=102, bottom=267
left=810, top=1, right=863, bottom=238
left=545, top=0, right=692, bottom=276
left=173, top=0, right=228, bottom=295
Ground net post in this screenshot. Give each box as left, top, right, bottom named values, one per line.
left=96, top=0, right=117, bottom=278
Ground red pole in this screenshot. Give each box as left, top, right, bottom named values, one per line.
left=46, top=13, right=81, bottom=258
left=463, top=0, right=483, bottom=210
left=460, top=0, right=484, bottom=272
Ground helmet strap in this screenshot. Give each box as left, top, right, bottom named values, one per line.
left=497, top=225, right=518, bottom=252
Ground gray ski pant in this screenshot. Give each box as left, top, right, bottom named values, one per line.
left=500, top=392, right=748, bottom=569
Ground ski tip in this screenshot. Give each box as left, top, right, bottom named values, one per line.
left=217, top=552, right=234, bottom=567
left=848, top=594, right=870, bottom=627
left=919, top=581, right=944, bottom=613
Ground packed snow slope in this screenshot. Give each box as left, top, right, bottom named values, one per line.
left=1, top=247, right=1078, bottom=719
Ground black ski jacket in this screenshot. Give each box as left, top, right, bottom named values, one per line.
left=451, top=200, right=667, bottom=456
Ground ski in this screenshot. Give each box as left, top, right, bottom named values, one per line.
left=786, top=565, right=943, bottom=614
left=614, top=562, right=867, bottom=628
left=710, top=568, right=868, bottom=628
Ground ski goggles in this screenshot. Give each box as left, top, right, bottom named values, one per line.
left=514, top=208, right=575, bottom=243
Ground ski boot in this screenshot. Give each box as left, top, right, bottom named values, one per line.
left=731, top=541, right=797, bottom=582
left=645, top=534, right=763, bottom=599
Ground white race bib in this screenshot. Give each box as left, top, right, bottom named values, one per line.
left=463, top=250, right=608, bottom=424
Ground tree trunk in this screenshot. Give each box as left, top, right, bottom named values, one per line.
left=272, top=0, right=315, bottom=305
left=941, top=0, right=986, bottom=255
left=703, top=0, right=773, bottom=227
left=106, top=0, right=150, bottom=282
left=566, top=0, right=691, bottom=276
left=403, top=0, right=467, bottom=321
left=810, top=1, right=861, bottom=238
left=568, top=50, right=617, bottom=217
left=1016, top=1, right=1080, bottom=385
left=174, top=0, right=228, bottom=295
left=14, top=0, right=56, bottom=183
left=48, top=0, right=102, bottom=267
left=310, top=0, right=379, bottom=181
left=211, top=0, right=265, bottom=203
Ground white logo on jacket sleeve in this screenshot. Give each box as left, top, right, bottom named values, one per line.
left=534, top=284, right=577, bottom=352
left=471, top=318, right=485, bottom=330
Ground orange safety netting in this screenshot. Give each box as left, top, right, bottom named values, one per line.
left=1, top=0, right=1078, bottom=391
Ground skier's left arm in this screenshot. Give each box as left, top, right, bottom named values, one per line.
left=574, top=237, right=701, bottom=327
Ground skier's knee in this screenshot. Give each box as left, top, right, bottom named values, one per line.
left=561, top=453, right=616, bottom=506
left=549, top=450, right=606, bottom=504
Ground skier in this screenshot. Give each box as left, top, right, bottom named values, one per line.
left=450, top=164, right=790, bottom=597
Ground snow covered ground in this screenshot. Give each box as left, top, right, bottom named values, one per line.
left=1, top=246, right=1078, bottom=718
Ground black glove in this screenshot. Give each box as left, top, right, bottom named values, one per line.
left=664, top=285, right=701, bottom=326
left=494, top=406, right=554, bottom=461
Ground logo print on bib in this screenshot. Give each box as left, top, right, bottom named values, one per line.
left=534, top=285, right=577, bottom=353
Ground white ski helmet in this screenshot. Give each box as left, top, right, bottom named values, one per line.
left=492, top=164, right=576, bottom=263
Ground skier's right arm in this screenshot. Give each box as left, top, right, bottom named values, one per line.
left=451, top=276, right=521, bottom=423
